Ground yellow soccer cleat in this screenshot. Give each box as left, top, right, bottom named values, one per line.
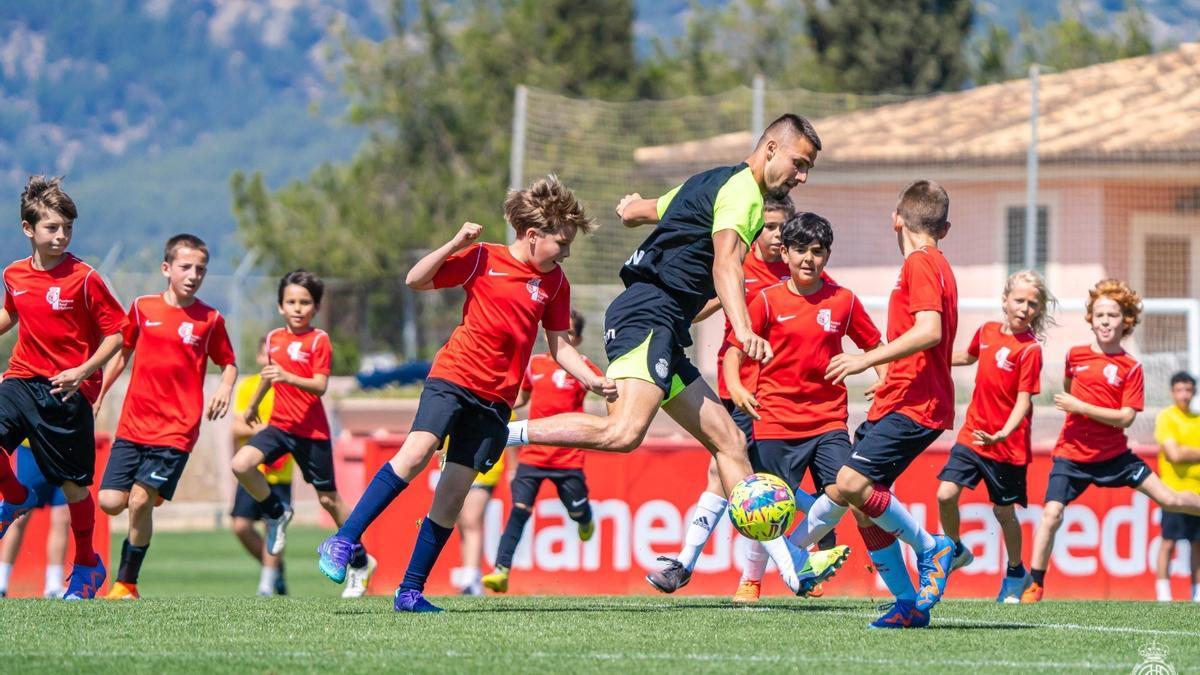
left=481, top=566, right=509, bottom=593
left=103, top=581, right=140, bottom=601
left=578, top=519, right=595, bottom=542
left=732, top=579, right=761, bottom=604
left=797, top=545, right=851, bottom=597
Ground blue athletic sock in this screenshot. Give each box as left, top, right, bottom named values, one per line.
left=400, top=517, right=455, bottom=592
left=869, top=541, right=917, bottom=602
left=337, top=464, right=408, bottom=542
left=496, top=506, right=533, bottom=569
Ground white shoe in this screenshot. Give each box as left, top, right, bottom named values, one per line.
left=341, top=554, right=377, bottom=598
left=265, top=507, right=293, bottom=556
left=42, top=586, right=65, bottom=599
left=950, top=543, right=974, bottom=571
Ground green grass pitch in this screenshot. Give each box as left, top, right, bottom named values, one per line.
left=0, top=527, right=1193, bottom=674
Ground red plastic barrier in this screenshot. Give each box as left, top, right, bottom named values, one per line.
left=7, top=435, right=112, bottom=598
left=357, top=435, right=1183, bottom=600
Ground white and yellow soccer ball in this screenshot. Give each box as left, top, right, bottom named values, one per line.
left=728, top=473, right=796, bottom=541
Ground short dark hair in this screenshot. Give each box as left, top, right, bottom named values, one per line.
left=278, top=269, right=324, bottom=306
left=763, top=195, right=796, bottom=219
left=21, top=175, right=77, bottom=226
left=164, top=233, right=209, bottom=263
left=1171, top=371, right=1197, bottom=388
left=570, top=308, right=585, bottom=339
left=896, top=180, right=950, bottom=236
left=757, top=114, right=822, bottom=152
left=781, top=212, right=833, bottom=252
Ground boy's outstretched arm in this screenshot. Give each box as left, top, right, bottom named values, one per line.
left=406, top=222, right=482, bottom=290
left=92, top=346, right=134, bottom=415
left=616, top=194, right=660, bottom=228
left=825, top=310, right=941, bottom=385
left=546, top=329, right=617, bottom=402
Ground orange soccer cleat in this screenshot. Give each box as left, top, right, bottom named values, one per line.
left=1020, top=581, right=1043, bottom=603
left=732, top=579, right=761, bottom=604
left=103, top=581, right=140, bottom=601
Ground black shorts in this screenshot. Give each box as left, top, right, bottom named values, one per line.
left=721, top=398, right=757, bottom=454
left=753, top=431, right=850, bottom=492
left=100, top=438, right=190, bottom=501
left=248, top=425, right=336, bottom=492
left=1161, top=511, right=1200, bottom=542
left=1044, top=453, right=1151, bottom=506
left=411, top=378, right=511, bottom=473
left=937, top=443, right=1028, bottom=507
left=847, top=412, right=944, bottom=487
left=509, top=463, right=590, bottom=520
left=230, top=482, right=294, bottom=520
left=0, top=377, right=95, bottom=486
left=603, top=283, right=701, bottom=402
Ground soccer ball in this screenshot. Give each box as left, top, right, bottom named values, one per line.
left=728, top=473, right=796, bottom=541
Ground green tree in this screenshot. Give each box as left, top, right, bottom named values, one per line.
left=803, top=0, right=975, bottom=94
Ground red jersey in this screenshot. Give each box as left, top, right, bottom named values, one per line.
left=428, top=243, right=570, bottom=406
left=868, top=247, right=958, bottom=430
left=2, top=254, right=128, bottom=403
left=266, top=327, right=332, bottom=440
left=115, top=295, right=236, bottom=452
left=518, top=352, right=603, bottom=470
left=955, top=322, right=1042, bottom=465
left=734, top=279, right=880, bottom=439
left=716, top=252, right=792, bottom=399
left=1054, top=345, right=1144, bottom=463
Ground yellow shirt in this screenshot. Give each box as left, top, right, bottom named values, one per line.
left=233, top=374, right=293, bottom=485
left=1156, top=405, right=1200, bottom=493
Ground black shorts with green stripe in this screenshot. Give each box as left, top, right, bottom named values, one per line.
left=603, top=282, right=701, bottom=402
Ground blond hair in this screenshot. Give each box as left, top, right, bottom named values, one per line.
left=1086, top=278, right=1142, bottom=336
left=504, top=175, right=596, bottom=237
left=1004, top=269, right=1057, bottom=340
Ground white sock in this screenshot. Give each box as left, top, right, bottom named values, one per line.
left=789, top=495, right=848, bottom=549
left=1192, top=582, right=1200, bottom=602
left=259, top=565, right=279, bottom=593
left=741, top=538, right=769, bottom=582
left=44, top=564, right=63, bottom=593
left=762, top=536, right=808, bottom=593
left=506, top=420, right=529, bottom=447
left=870, top=496, right=936, bottom=551
left=678, top=492, right=727, bottom=571
left=869, top=541, right=917, bottom=602
left=1156, top=578, right=1173, bottom=602
left=0, top=562, right=11, bottom=594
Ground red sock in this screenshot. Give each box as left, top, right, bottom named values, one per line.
left=0, top=454, right=29, bottom=504
left=68, top=495, right=100, bottom=566
left=858, top=523, right=898, bottom=551
left=860, top=484, right=892, bottom=518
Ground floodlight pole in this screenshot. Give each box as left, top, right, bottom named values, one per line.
left=751, top=74, right=766, bottom=144
left=508, top=85, right=528, bottom=245
left=1024, top=64, right=1040, bottom=271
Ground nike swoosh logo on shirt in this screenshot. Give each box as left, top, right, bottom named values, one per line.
left=10, top=290, right=28, bottom=296
left=979, top=344, right=989, bottom=349
left=487, top=269, right=508, bottom=276
left=145, top=321, right=162, bottom=327
left=776, top=314, right=796, bottom=322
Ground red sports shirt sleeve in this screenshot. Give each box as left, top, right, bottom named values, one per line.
left=312, top=333, right=332, bottom=376
left=207, top=314, right=236, bottom=367
left=520, top=362, right=534, bottom=392
left=3, top=278, right=13, bottom=315
left=1017, top=344, right=1043, bottom=394
left=541, top=274, right=571, bottom=332
left=86, top=272, right=129, bottom=336
left=904, top=253, right=945, bottom=314
left=846, top=293, right=882, bottom=350
left=1123, top=363, right=1145, bottom=411
left=433, top=245, right=484, bottom=289
left=587, top=359, right=604, bottom=377
left=967, top=326, right=982, bottom=359
left=121, top=301, right=140, bottom=350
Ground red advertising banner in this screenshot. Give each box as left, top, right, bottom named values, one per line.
left=361, top=435, right=1187, bottom=600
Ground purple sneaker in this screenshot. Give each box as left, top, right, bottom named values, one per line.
left=318, top=534, right=355, bottom=584
left=394, top=589, right=443, bottom=613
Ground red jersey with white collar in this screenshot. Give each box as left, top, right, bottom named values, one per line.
left=266, top=327, right=332, bottom=440
left=1054, top=345, right=1143, bottom=463
left=716, top=252, right=792, bottom=399
left=956, top=322, right=1042, bottom=465
left=115, top=294, right=236, bottom=452
left=429, top=243, right=571, bottom=406
left=3, top=254, right=128, bottom=403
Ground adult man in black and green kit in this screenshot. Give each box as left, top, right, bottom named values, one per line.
left=506, top=114, right=850, bottom=594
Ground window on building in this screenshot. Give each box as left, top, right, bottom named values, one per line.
left=1006, top=205, right=1048, bottom=271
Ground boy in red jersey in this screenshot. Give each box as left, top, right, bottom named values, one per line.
left=318, top=176, right=611, bottom=613
left=233, top=270, right=375, bottom=587
left=481, top=308, right=603, bottom=593
left=1022, top=279, right=1200, bottom=602
left=822, top=180, right=958, bottom=628
left=0, top=176, right=128, bottom=600
left=93, top=234, right=238, bottom=599
left=724, top=213, right=880, bottom=601
left=935, top=270, right=1054, bottom=603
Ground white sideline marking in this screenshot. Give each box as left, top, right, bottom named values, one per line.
left=820, top=608, right=1200, bottom=638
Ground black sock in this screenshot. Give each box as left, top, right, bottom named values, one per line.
left=274, top=559, right=288, bottom=596
left=260, top=492, right=285, bottom=519
left=817, top=528, right=837, bottom=551
left=349, top=543, right=368, bottom=569
left=1031, top=568, right=1046, bottom=585
left=495, top=507, right=533, bottom=569
left=117, top=539, right=150, bottom=584
left=953, top=540, right=965, bottom=556
left=1007, top=562, right=1026, bottom=578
